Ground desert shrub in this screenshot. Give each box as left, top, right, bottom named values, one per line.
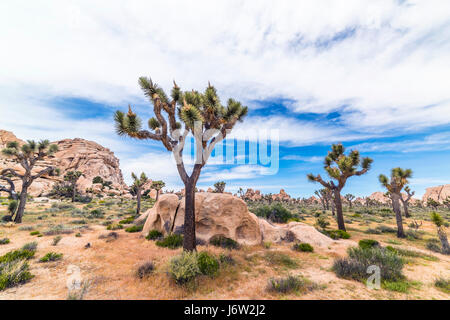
left=263, top=241, right=272, bottom=249
left=333, top=246, right=404, bottom=282
left=39, top=252, right=63, bottom=262
left=0, top=238, right=10, bottom=245
left=125, top=225, right=143, bottom=233
left=264, top=251, right=298, bottom=268
left=168, top=251, right=201, bottom=284
left=71, top=219, right=87, bottom=225
left=254, top=203, right=293, bottom=223
left=434, top=277, right=450, bottom=294
left=75, top=233, right=82, bottom=237
left=43, top=225, right=74, bottom=235
left=365, top=228, right=382, bottom=235
left=0, top=259, right=34, bottom=291
left=146, top=230, right=163, bottom=240
left=405, top=229, right=423, bottom=240
left=136, top=261, right=155, bottom=279
left=89, top=209, right=104, bottom=219
left=219, top=253, right=235, bottom=265
left=376, top=225, right=396, bottom=234
left=382, top=280, right=419, bottom=293
left=267, top=275, right=318, bottom=294
left=209, top=235, right=239, bottom=250
left=426, top=238, right=442, bottom=253
left=358, top=239, right=380, bottom=250
left=106, top=223, right=123, bottom=231
left=18, top=226, right=34, bottom=231
left=326, top=229, right=351, bottom=239
left=30, top=231, right=40, bottom=236
left=292, top=243, right=314, bottom=252
left=98, top=232, right=118, bottom=241
left=119, top=216, right=135, bottom=224
left=156, top=234, right=183, bottom=249
left=197, top=251, right=219, bottom=277
left=52, top=236, right=62, bottom=246
left=316, top=217, right=330, bottom=229
left=22, top=242, right=37, bottom=252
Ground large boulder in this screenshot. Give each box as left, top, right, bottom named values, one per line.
left=422, top=184, right=450, bottom=204
left=142, top=193, right=262, bottom=245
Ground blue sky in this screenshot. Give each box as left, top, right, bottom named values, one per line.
left=1, top=0, right=449, bottom=198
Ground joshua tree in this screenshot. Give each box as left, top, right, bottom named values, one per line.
left=64, top=171, right=83, bottom=202
left=307, top=144, right=373, bottom=231
left=443, top=196, right=450, bottom=210
left=131, top=172, right=148, bottom=215
left=427, top=198, right=440, bottom=210
left=237, top=187, right=244, bottom=198
left=344, top=193, right=355, bottom=209
left=430, top=212, right=450, bottom=254
left=114, top=77, right=247, bottom=251
left=1, top=140, right=58, bottom=223
left=151, top=180, right=165, bottom=202
left=399, top=186, right=415, bottom=218
left=314, top=190, right=326, bottom=210
left=214, top=181, right=226, bottom=193
left=0, top=175, right=18, bottom=201
left=379, top=168, right=412, bottom=238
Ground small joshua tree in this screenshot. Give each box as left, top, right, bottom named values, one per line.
left=427, top=198, right=440, bottom=210
left=151, top=180, right=165, bottom=202
left=1, top=140, right=58, bottom=223
left=307, top=144, right=373, bottom=231
left=400, top=186, right=415, bottom=218
left=379, top=168, right=412, bottom=238
left=443, top=196, right=450, bottom=210
left=430, top=212, right=450, bottom=254
left=314, top=190, right=327, bottom=211
left=114, top=77, right=247, bottom=251
left=213, top=181, right=226, bottom=193
left=131, top=172, right=148, bottom=215
left=64, top=171, right=83, bottom=202
left=344, top=193, right=355, bottom=209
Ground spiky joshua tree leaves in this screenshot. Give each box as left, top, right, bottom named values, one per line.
left=64, top=171, right=83, bottom=202
left=379, top=168, right=413, bottom=238
left=115, top=77, right=247, bottom=251
left=307, top=144, right=373, bottom=231
left=1, top=140, right=58, bottom=223
left=131, top=172, right=148, bottom=215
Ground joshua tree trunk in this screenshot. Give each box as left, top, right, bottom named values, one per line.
left=401, top=199, right=411, bottom=218
left=334, top=190, right=346, bottom=231
left=331, top=199, right=335, bottom=216
left=437, top=227, right=450, bottom=254
left=71, top=182, right=76, bottom=202
left=391, top=193, right=405, bottom=238
left=155, top=190, right=160, bottom=202
left=183, top=183, right=196, bottom=251
left=136, top=188, right=142, bottom=215
left=14, top=184, right=29, bottom=223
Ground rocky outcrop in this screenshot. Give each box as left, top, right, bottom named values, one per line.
left=422, top=185, right=450, bottom=204
left=142, top=193, right=262, bottom=245
left=243, top=188, right=262, bottom=201
left=272, top=189, right=291, bottom=202
left=368, top=191, right=390, bottom=204
left=0, top=130, right=127, bottom=197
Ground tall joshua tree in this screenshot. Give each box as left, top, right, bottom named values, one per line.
left=64, top=171, right=83, bottom=202
left=1, top=140, right=58, bottom=223
left=115, top=77, right=247, bottom=251
left=151, top=180, right=165, bottom=202
left=308, top=144, right=373, bottom=231
left=430, top=212, right=450, bottom=254
left=400, top=186, right=415, bottom=218
left=131, top=172, right=148, bottom=215
left=344, top=193, right=355, bottom=209
left=379, top=168, right=412, bottom=238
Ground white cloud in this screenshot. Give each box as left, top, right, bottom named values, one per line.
left=281, top=155, right=323, bottom=162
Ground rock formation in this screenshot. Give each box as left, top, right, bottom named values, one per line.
left=243, top=188, right=262, bottom=201
left=422, top=184, right=450, bottom=204
left=271, top=189, right=291, bottom=202
left=0, top=130, right=127, bottom=197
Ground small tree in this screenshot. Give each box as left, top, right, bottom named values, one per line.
left=307, top=144, right=373, bottom=231
left=1, top=140, right=58, bottom=223
left=115, top=77, right=247, bottom=251
left=400, top=186, right=415, bottom=218
left=314, top=190, right=326, bottom=210
left=213, top=181, right=226, bottom=193
left=430, top=212, right=450, bottom=254
left=443, top=196, right=450, bottom=210
left=344, top=193, right=355, bottom=209
left=427, top=198, right=440, bottom=210
left=379, top=168, right=412, bottom=238
left=151, top=180, right=165, bottom=202
left=92, top=176, right=103, bottom=184
left=64, top=171, right=83, bottom=202
left=131, top=172, right=148, bottom=215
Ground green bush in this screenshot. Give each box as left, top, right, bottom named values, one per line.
left=434, top=277, right=450, bottom=294
left=333, top=246, right=404, bottom=282
left=0, top=238, right=10, bottom=245
left=156, top=234, right=183, bottom=249
left=365, top=228, right=382, bottom=235
left=146, top=230, right=163, bottom=240
left=0, top=259, right=34, bottom=291
left=264, top=251, right=298, bottom=268
left=30, top=231, right=40, bottom=236
left=168, top=251, right=201, bottom=284
left=119, top=216, right=135, bottom=224
left=376, top=225, right=396, bottom=234
left=209, top=235, right=239, bottom=250
left=292, top=243, right=314, bottom=252
left=89, top=209, right=104, bottom=218
left=52, top=236, right=62, bottom=246
left=426, top=239, right=442, bottom=253
left=197, top=252, right=219, bottom=277
left=22, top=242, right=37, bottom=251
left=39, top=252, right=63, bottom=262
left=358, top=239, right=380, bottom=250
left=254, top=203, right=293, bottom=223
left=267, top=275, right=318, bottom=294
left=106, top=223, right=123, bottom=230
left=0, top=248, right=36, bottom=264
left=326, top=229, right=351, bottom=239
left=125, top=225, right=143, bottom=233
left=136, top=261, right=154, bottom=279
